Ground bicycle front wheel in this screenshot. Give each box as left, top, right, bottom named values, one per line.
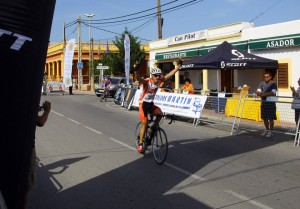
left=152, top=127, right=168, bottom=165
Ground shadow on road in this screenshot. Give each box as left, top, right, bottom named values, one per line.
left=29, top=131, right=289, bottom=209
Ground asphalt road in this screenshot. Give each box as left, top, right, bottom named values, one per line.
left=29, top=92, right=300, bottom=209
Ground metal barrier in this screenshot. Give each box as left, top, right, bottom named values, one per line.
left=114, top=84, right=139, bottom=108
left=45, top=81, right=65, bottom=95
left=235, top=95, right=299, bottom=146
left=116, top=87, right=300, bottom=146
left=193, top=92, right=241, bottom=134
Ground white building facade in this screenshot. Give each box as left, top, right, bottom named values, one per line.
left=149, top=20, right=300, bottom=96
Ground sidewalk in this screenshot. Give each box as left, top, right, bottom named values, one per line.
left=71, top=89, right=95, bottom=95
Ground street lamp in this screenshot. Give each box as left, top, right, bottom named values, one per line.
left=84, top=13, right=95, bottom=92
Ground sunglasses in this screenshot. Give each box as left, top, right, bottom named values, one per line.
left=153, top=74, right=161, bottom=77
left=264, top=76, right=270, bottom=78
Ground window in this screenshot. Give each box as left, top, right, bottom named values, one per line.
left=277, top=63, right=288, bottom=88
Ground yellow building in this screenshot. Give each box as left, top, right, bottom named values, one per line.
left=45, top=41, right=149, bottom=90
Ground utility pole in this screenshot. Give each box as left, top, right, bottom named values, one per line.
left=157, top=0, right=162, bottom=39
left=77, top=16, right=82, bottom=91
left=91, top=37, right=94, bottom=92
left=84, top=13, right=95, bottom=92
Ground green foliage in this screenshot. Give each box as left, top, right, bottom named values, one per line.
left=92, top=28, right=146, bottom=77
left=112, top=28, right=146, bottom=75
left=94, top=53, right=114, bottom=76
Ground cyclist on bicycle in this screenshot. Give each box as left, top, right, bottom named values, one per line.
left=103, top=76, right=111, bottom=96
left=134, top=60, right=182, bottom=153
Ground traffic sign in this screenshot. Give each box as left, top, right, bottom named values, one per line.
left=77, top=61, right=83, bottom=70
left=97, top=65, right=109, bottom=70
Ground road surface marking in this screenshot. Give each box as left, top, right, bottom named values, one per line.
left=84, top=126, right=103, bottom=135
left=53, top=109, right=203, bottom=182
left=51, top=110, right=64, bottom=117
left=180, top=138, right=214, bottom=145
left=66, top=118, right=81, bottom=125
left=165, top=162, right=205, bottom=181
left=110, top=137, right=136, bottom=151
left=109, top=137, right=204, bottom=181
left=224, top=190, right=273, bottom=209
left=38, top=162, right=63, bottom=191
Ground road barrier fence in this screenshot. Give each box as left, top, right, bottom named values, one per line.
left=112, top=86, right=299, bottom=146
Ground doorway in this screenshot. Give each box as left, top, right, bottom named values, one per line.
left=221, top=69, right=233, bottom=92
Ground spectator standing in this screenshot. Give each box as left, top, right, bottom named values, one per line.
left=181, top=78, right=194, bottom=94
left=256, top=71, right=278, bottom=138
left=291, top=77, right=300, bottom=130
left=69, top=76, right=73, bottom=95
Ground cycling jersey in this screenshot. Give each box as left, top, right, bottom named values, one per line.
left=104, top=79, right=111, bottom=87
left=139, top=77, right=165, bottom=103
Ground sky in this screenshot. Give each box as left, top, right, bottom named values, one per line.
left=50, top=0, right=300, bottom=44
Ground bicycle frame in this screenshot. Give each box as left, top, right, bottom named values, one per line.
left=135, top=112, right=174, bottom=164
left=100, top=88, right=109, bottom=102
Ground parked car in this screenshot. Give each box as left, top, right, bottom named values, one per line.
left=95, top=77, right=131, bottom=97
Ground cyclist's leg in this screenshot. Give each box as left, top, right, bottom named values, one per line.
left=104, top=88, right=107, bottom=97
left=104, top=87, right=108, bottom=100
left=139, top=103, right=148, bottom=144
left=152, top=106, right=163, bottom=130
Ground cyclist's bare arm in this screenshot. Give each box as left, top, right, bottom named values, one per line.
left=134, top=63, right=147, bottom=85
left=164, top=61, right=182, bottom=80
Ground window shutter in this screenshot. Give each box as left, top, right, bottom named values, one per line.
left=277, top=63, right=288, bottom=88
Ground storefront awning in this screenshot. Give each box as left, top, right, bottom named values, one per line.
left=249, top=33, right=300, bottom=50
left=154, top=33, right=300, bottom=61
left=155, top=48, right=198, bottom=61
left=155, top=42, right=248, bottom=61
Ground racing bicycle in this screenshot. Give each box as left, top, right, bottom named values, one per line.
left=134, top=112, right=174, bottom=165
left=100, top=88, right=109, bottom=102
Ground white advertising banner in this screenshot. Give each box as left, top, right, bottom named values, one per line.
left=132, top=88, right=142, bottom=107
left=63, top=38, right=76, bottom=87
left=154, top=91, right=207, bottom=118
left=46, top=81, right=65, bottom=92
left=124, top=33, right=130, bottom=84
left=132, top=89, right=207, bottom=119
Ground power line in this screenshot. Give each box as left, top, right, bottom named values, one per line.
left=249, top=0, right=282, bottom=23
left=81, top=0, right=200, bottom=25
left=133, top=0, right=203, bottom=41
left=64, top=0, right=204, bottom=43
left=82, top=22, right=122, bottom=36
left=131, top=17, right=157, bottom=33
left=161, top=0, right=203, bottom=16
left=65, top=0, right=203, bottom=30
left=65, top=20, right=78, bottom=28
left=65, top=0, right=178, bottom=26
left=115, top=0, right=204, bottom=39
left=84, top=22, right=152, bottom=42
left=89, top=0, right=178, bottom=22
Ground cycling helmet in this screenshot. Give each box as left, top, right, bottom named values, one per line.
left=150, top=67, right=162, bottom=75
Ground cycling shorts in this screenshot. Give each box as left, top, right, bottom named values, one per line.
left=139, top=102, right=160, bottom=122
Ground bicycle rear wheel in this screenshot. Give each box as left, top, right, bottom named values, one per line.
left=152, top=127, right=168, bottom=165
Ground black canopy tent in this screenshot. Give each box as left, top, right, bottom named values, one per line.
left=181, top=41, right=278, bottom=70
